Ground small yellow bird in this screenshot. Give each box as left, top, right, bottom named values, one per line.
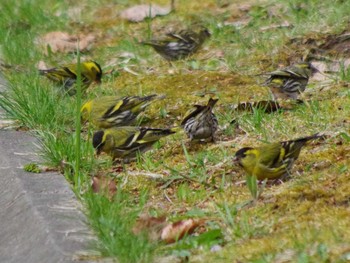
left=181, top=98, right=218, bottom=142
left=92, top=126, right=176, bottom=161
left=233, top=134, right=323, bottom=180
left=81, top=94, right=164, bottom=129
left=39, top=61, right=102, bottom=95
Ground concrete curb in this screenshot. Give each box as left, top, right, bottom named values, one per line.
left=0, top=130, right=95, bottom=263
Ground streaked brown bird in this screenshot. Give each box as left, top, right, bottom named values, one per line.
left=142, top=28, right=211, bottom=61
left=181, top=98, right=218, bottom=142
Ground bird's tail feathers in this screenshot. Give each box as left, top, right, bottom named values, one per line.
left=207, top=97, right=219, bottom=108
left=284, top=133, right=326, bottom=145
left=141, top=127, right=177, bottom=136
left=138, top=94, right=166, bottom=110
left=38, top=69, right=49, bottom=75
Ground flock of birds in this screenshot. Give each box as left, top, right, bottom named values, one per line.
left=38, top=27, right=324, bottom=181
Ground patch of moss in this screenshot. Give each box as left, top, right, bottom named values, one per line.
left=23, top=163, right=41, bottom=173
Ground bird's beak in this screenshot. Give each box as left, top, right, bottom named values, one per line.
left=95, top=79, right=102, bottom=84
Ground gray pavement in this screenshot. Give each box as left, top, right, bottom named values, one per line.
left=0, top=130, right=95, bottom=263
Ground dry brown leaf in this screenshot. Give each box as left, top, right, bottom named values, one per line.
left=161, top=218, right=202, bottom=244
left=120, top=4, right=171, bottom=22
left=132, top=216, right=204, bottom=243
left=91, top=176, right=117, bottom=199
left=311, top=60, right=343, bottom=81
left=132, top=214, right=167, bottom=241
left=37, top=31, right=95, bottom=54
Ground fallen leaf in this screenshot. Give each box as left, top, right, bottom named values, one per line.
left=311, top=60, right=346, bottom=81
left=120, top=4, right=171, bottom=22
left=37, top=31, right=95, bottom=54
left=161, top=218, right=202, bottom=244
left=132, top=216, right=204, bottom=243
left=91, top=176, right=117, bottom=199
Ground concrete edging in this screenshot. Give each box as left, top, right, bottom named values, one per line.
left=0, top=130, right=94, bottom=262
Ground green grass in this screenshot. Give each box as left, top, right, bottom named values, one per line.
left=1, top=0, right=350, bottom=262
left=84, top=187, right=156, bottom=263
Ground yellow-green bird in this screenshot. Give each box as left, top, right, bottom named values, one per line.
left=39, top=61, right=102, bottom=95
left=181, top=98, right=218, bottom=142
left=92, top=126, right=176, bottom=161
left=233, top=134, right=322, bottom=180
left=142, top=28, right=211, bottom=61
left=265, top=62, right=319, bottom=100
left=81, top=94, right=164, bottom=128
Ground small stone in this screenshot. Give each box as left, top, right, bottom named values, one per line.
left=210, top=244, right=222, bottom=252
